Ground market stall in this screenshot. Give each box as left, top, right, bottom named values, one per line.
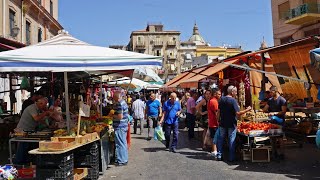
left=0, top=30, right=161, bottom=179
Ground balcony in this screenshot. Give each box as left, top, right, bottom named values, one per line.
left=166, top=41, right=176, bottom=47
left=153, top=40, right=163, bottom=47
left=135, top=41, right=145, bottom=49
left=285, top=3, right=320, bottom=25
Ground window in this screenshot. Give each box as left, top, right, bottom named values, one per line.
left=156, top=50, right=161, bottom=56
left=278, top=1, right=290, bottom=20
left=50, top=0, right=53, bottom=15
left=280, top=36, right=293, bottom=44
left=26, top=21, right=31, bottom=45
left=38, top=28, right=42, bottom=42
left=9, top=9, right=15, bottom=37
left=38, top=0, right=41, bottom=5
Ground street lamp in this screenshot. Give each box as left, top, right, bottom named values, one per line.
left=11, top=25, right=20, bottom=38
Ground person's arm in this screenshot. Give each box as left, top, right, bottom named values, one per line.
left=176, top=102, right=181, bottom=116
left=113, top=102, right=123, bottom=120
left=234, top=99, right=251, bottom=116
left=32, top=111, right=50, bottom=122
left=262, top=104, right=269, bottom=113
left=196, top=99, right=206, bottom=115
left=191, top=100, right=196, bottom=114
left=158, top=101, right=162, bottom=117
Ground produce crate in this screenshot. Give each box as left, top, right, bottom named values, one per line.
left=39, top=140, right=76, bottom=152
left=74, top=168, right=88, bottom=180
left=51, top=136, right=81, bottom=144
left=251, top=147, right=270, bottom=162
left=242, top=150, right=251, bottom=161
left=83, top=165, right=99, bottom=180
left=74, top=142, right=99, bottom=157
left=36, top=152, right=73, bottom=168
left=74, top=154, right=99, bottom=168
left=36, top=160, right=74, bottom=180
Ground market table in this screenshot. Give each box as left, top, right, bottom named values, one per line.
left=29, top=138, right=100, bottom=180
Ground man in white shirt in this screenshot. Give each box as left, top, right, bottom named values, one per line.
left=132, top=95, right=146, bottom=135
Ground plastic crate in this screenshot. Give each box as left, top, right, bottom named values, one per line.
left=74, top=154, right=99, bottom=168
left=36, top=161, right=74, bottom=180
left=74, top=143, right=99, bottom=157
left=36, top=152, right=73, bottom=168
left=83, top=165, right=99, bottom=180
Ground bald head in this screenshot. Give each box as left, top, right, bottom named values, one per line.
left=113, top=91, right=122, bottom=102
left=36, top=97, right=48, bottom=110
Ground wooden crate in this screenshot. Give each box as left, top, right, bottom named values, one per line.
left=242, top=150, right=251, bottom=161
left=251, top=147, right=270, bottom=162
left=74, top=168, right=88, bottom=180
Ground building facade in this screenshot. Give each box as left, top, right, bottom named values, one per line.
left=271, top=0, right=320, bottom=46
left=0, top=0, right=62, bottom=51
left=180, top=24, right=243, bottom=70
left=128, top=24, right=181, bottom=81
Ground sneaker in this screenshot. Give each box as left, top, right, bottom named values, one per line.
left=171, top=148, right=177, bottom=153
left=115, top=162, right=128, bottom=166
left=216, top=155, right=222, bottom=161
left=146, top=137, right=152, bottom=141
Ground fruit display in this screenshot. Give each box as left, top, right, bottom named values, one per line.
left=244, top=111, right=269, bottom=120
left=255, top=112, right=269, bottom=118
left=237, top=121, right=280, bottom=135
left=53, top=129, right=68, bottom=136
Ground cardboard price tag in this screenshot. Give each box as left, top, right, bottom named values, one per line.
left=79, top=102, right=90, bottom=117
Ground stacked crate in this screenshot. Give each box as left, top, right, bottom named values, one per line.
left=36, top=152, right=74, bottom=180
left=74, top=142, right=100, bottom=180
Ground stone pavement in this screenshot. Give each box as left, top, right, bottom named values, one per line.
left=100, top=127, right=320, bottom=180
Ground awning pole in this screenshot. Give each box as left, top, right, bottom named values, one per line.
left=64, top=72, right=71, bottom=133
left=127, top=71, right=134, bottom=91
left=100, top=75, right=103, bottom=118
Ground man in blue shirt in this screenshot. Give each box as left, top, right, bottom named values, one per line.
left=145, top=93, right=162, bottom=140
left=113, top=91, right=129, bottom=166
left=217, top=86, right=251, bottom=161
left=160, top=92, right=181, bottom=153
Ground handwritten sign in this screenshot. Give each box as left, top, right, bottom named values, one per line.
left=79, top=102, right=90, bottom=117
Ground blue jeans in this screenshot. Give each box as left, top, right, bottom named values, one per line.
left=114, top=126, right=128, bottom=164
left=217, top=126, right=237, bottom=161
left=164, top=122, right=179, bottom=149
left=186, top=113, right=195, bottom=139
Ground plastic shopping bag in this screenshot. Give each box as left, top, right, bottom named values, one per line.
left=154, top=126, right=166, bottom=141
left=316, top=129, right=320, bottom=149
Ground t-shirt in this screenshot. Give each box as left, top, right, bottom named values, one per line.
left=207, top=97, right=219, bottom=128
left=146, top=99, right=161, bottom=117
left=267, top=96, right=287, bottom=119
left=219, top=96, right=240, bottom=128
left=163, top=100, right=181, bottom=124
left=17, top=104, right=40, bottom=131
left=132, top=99, right=145, bottom=119
left=187, top=97, right=196, bottom=114
left=113, top=99, right=129, bottom=129
left=21, top=98, right=34, bottom=114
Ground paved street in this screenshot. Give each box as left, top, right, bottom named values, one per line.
left=101, top=127, right=320, bottom=180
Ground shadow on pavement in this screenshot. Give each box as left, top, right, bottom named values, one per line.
left=178, top=151, right=213, bottom=160
left=142, top=147, right=166, bottom=152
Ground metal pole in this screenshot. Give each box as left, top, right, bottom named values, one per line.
left=64, top=72, right=70, bottom=133
left=261, top=53, right=266, bottom=92
left=100, top=75, right=103, bottom=118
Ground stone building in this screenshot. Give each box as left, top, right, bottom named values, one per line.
left=271, top=0, right=320, bottom=46
left=128, top=24, right=181, bottom=81
left=0, top=0, right=63, bottom=51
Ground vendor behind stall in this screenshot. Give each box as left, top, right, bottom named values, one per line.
left=15, top=97, right=53, bottom=164
left=21, top=91, right=43, bottom=115
left=262, top=85, right=287, bottom=160
left=262, top=86, right=287, bottom=125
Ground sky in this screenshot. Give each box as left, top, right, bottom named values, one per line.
left=58, top=0, right=273, bottom=51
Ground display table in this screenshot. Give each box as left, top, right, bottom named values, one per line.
left=289, top=107, right=320, bottom=117
left=29, top=139, right=100, bottom=180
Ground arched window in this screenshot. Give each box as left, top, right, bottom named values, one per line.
left=38, top=28, right=42, bottom=42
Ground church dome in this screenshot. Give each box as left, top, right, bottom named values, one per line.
left=188, top=23, right=206, bottom=45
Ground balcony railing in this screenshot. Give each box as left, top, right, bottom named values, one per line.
left=167, top=41, right=176, bottom=46
left=153, top=40, right=163, bottom=46
left=284, top=3, right=320, bottom=25
left=135, top=41, right=145, bottom=49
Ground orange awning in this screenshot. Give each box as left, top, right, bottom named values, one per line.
left=180, top=59, right=239, bottom=88
left=168, top=67, right=207, bottom=88
left=164, top=71, right=189, bottom=87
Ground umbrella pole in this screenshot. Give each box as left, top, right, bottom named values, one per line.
left=126, top=70, right=134, bottom=92
left=64, top=72, right=71, bottom=133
